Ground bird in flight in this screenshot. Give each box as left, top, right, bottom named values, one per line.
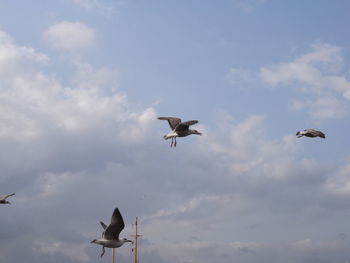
left=0, top=193, right=15, bottom=204
left=158, top=117, right=202, bottom=147
left=91, top=208, right=132, bottom=257
left=296, top=129, right=325, bottom=139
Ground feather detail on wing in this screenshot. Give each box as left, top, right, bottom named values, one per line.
left=158, top=117, right=181, bottom=130
left=175, top=120, right=198, bottom=131
left=103, top=208, right=125, bottom=240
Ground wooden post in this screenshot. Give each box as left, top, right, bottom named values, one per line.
left=134, top=217, right=138, bottom=263
left=112, top=248, right=115, bottom=263
left=133, top=217, right=142, bottom=263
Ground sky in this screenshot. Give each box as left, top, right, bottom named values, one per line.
left=0, top=0, right=350, bottom=262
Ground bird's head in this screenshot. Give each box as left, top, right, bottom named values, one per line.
left=296, top=131, right=304, bottom=137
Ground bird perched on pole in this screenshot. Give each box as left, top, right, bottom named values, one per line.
left=296, top=129, right=325, bottom=139
left=0, top=193, right=15, bottom=204
left=91, top=208, right=132, bottom=257
left=158, top=117, right=202, bottom=147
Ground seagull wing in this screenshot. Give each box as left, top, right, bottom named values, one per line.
left=175, top=120, right=198, bottom=131
left=318, top=131, right=326, bottom=138
left=307, top=129, right=326, bottom=138
left=103, top=208, right=125, bottom=240
left=100, top=221, right=107, bottom=230
left=314, top=130, right=325, bottom=138
left=3, top=193, right=15, bottom=199
left=100, top=221, right=107, bottom=237
left=158, top=117, right=181, bottom=130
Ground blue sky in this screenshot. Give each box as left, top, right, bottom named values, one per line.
left=0, top=1, right=350, bottom=263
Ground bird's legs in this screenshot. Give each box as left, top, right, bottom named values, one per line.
left=174, top=137, right=177, bottom=147
left=100, top=246, right=105, bottom=257
left=170, top=137, right=174, bottom=147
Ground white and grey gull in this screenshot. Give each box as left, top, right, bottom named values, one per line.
left=0, top=193, right=15, bottom=204
left=296, top=129, right=325, bottom=139
left=158, top=117, right=202, bottom=147
left=91, top=208, right=132, bottom=257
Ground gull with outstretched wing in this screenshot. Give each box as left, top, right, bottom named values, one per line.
left=158, top=117, right=202, bottom=147
left=91, top=208, right=132, bottom=257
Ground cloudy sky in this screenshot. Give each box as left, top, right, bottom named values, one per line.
left=1, top=0, right=350, bottom=262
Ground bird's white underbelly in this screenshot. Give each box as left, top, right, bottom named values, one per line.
left=101, top=239, right=124, bottom=248
left=165, top=131, right=178, bottom=139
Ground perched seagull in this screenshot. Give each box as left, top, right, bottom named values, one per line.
left=0, top=193, right=15, bottom=204
left=158, top=117, right=202, bottom=147
left=296, top=129, right=325, bottom=139
left=91, top=208, right=132, bottom=257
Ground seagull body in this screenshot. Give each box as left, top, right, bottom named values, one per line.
left=296, top=129, right=325, bottom=139
left=158, top=117, right=202, bottom=147
left=91, top=238, right=128, bottom=249
left=91, top=208, right=132, bottom=257
left=0, top=193, right=15, bottom=204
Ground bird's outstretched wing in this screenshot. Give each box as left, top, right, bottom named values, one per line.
left=100, top=221, right=107, bottom=230
left=100, top=221, right=107, bottom=237
left=158, top=117, right=181, bottom=130
left=3, top=193, right=15, bottom=199
left=308, top=129, right=325, bottom=138
left=175, top=120, right=198, bottom=131
left=104, top=208, right=125, bottom=240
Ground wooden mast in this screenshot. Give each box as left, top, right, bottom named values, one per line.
left=112, top=248, right=115, bottom=263
left=133, top=217, right=142, bottom=263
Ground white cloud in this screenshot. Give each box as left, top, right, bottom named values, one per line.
left=72, top=61, right=119, bottom=91
left=0, top=31, right=48, bottom=79
left=324, top=160, right=350, bottom=196
left=35, top=238, right=89, bottom=262
left=44, top=22, right=96, bottom=50
left=289, top=96, right=346, bottom=120
left=226, top=67, right=256, bottom=87
left=260, top=43, right=350, bottom=120
left=207, top=114, right=301, bottom=174
left=260, top=44, right=343, bottom=88
left=0, top=28, right=159, bottom=155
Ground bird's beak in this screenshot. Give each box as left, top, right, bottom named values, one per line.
left=90, top=240, right=96, bottom=244
left=127, top=239, right=132, bottom=243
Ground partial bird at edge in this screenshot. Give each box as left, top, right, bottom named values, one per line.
left=0, top=193, right=15, bottom=204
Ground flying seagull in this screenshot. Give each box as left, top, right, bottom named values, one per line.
left=296, top=129, right=325, bottom=139
left=0, top=193, right=15, bottom=204
left=91, top=208, right=132, bottom=257
left=158, top=117, right=202, bottom=147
